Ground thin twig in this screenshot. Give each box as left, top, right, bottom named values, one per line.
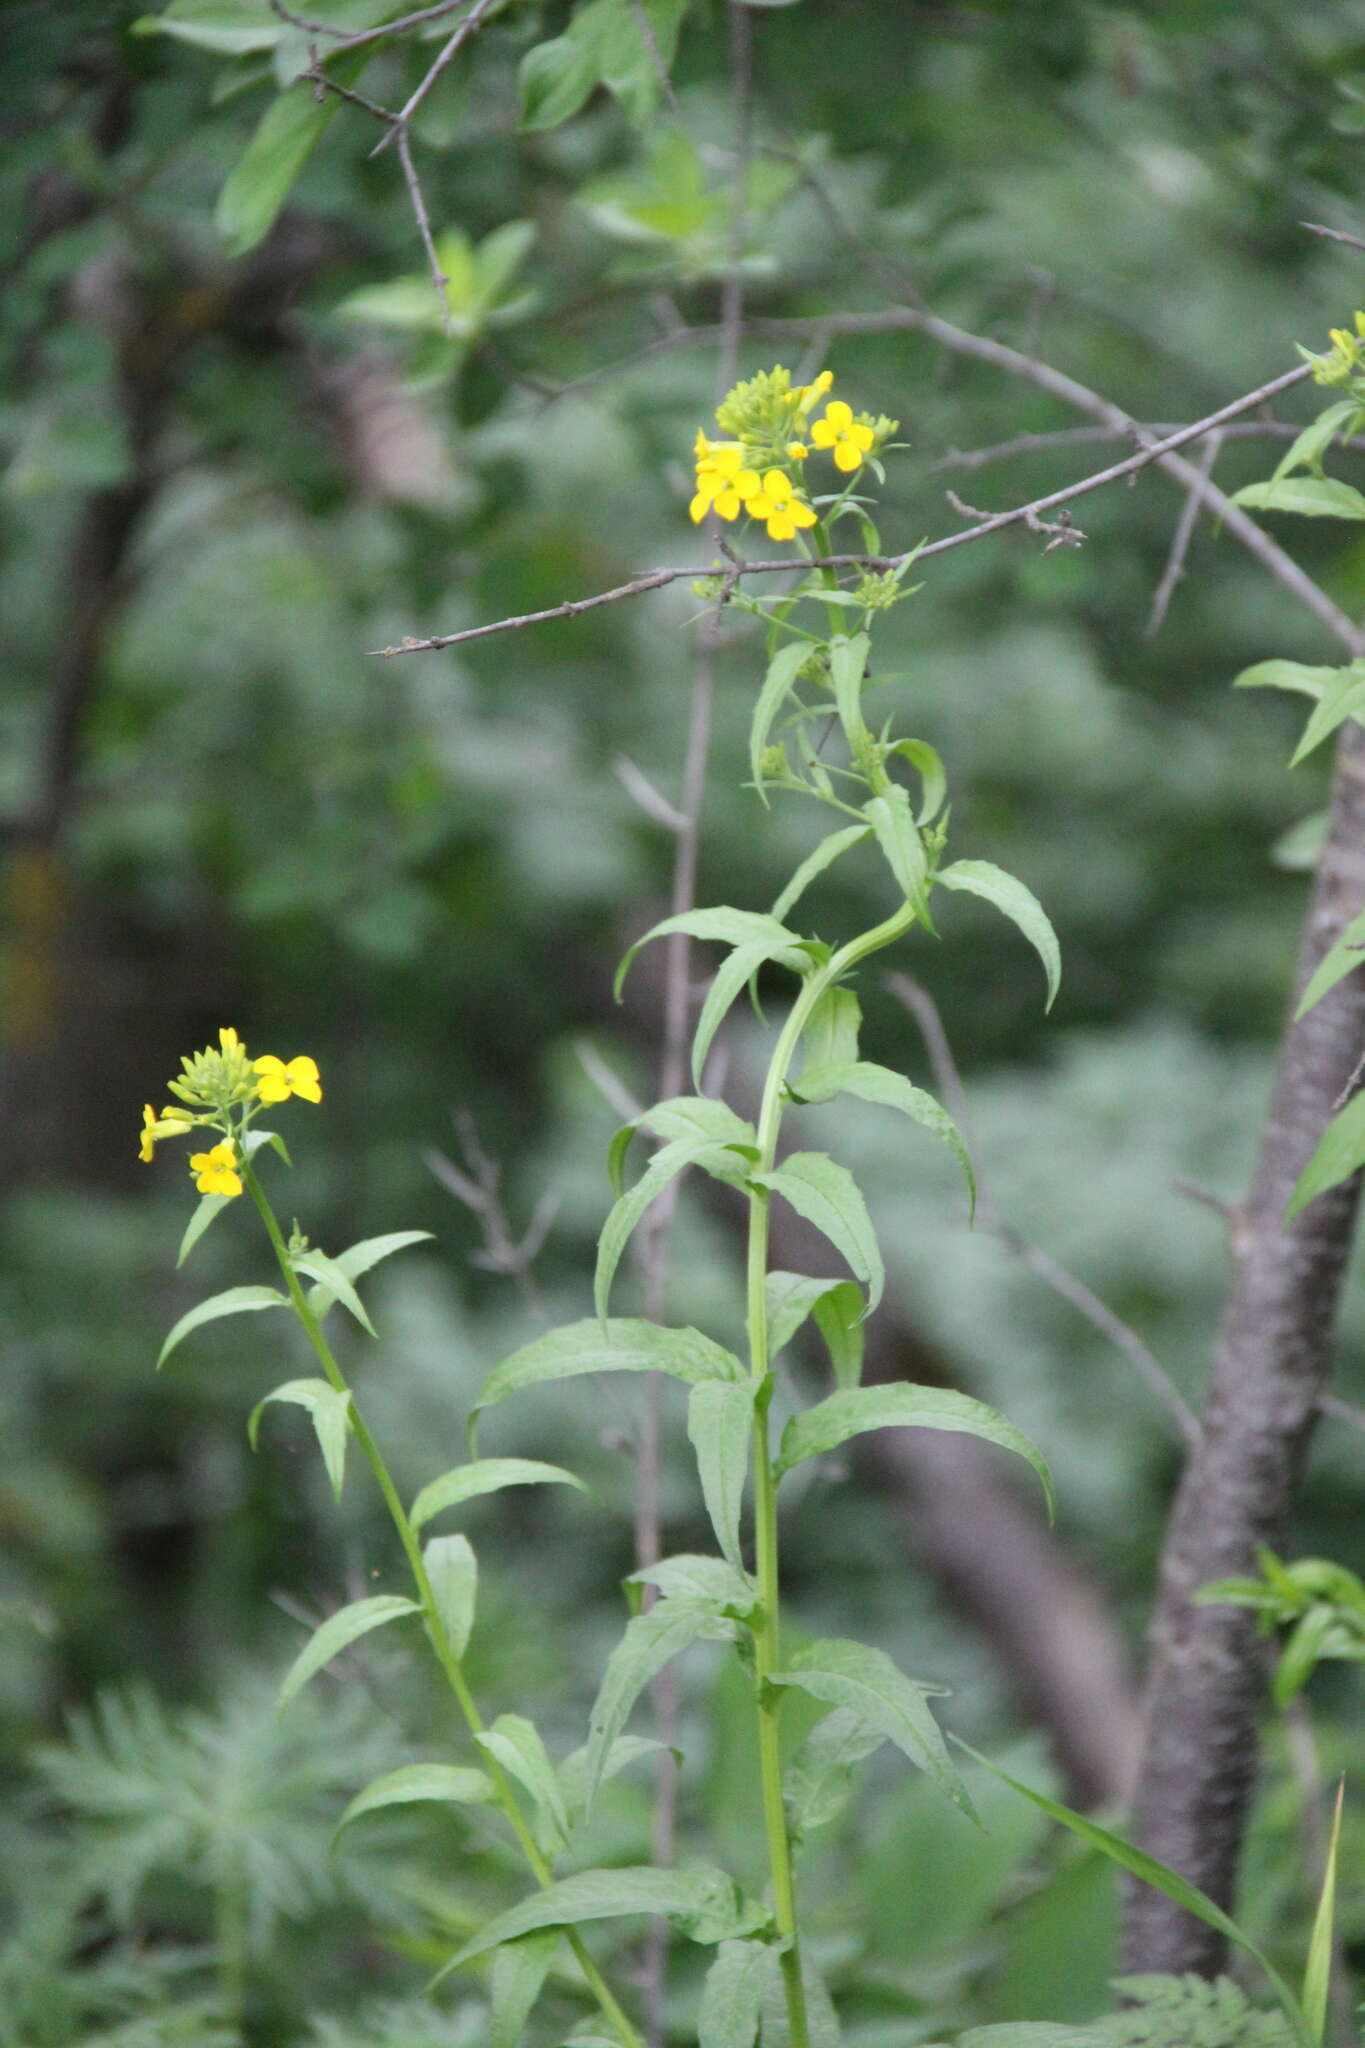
left=304, top=65, right=398, bottom=122
left=1301, top=220, right=1365, bottom=253
left=628, top=0, right=682, bottom=120
left=932, top=420, right=1365, bottom=476
left=426, top=1110, right=553, bottom=1315
left=371, top=0, right=502, bottom=151
left=395, top=123, right=450, bottom=328
left=268, top=0, right=475, bottom=46
left=887, top=973, right=1201, bottom=1448
left=946, top=485, right=1085, bottom=553
left=1146, top=430, right=1221, bottom=638
left=375, top=358, right=1318, bottom=658
left=614, top=755, right=688, bottom=832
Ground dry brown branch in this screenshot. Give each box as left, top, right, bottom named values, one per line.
left=1146, top=430, right=1221, bottom=638
left=931, top=420, right=1365, bottom=476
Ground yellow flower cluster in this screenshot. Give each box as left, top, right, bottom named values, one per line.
left=1310, top=311, right=1365, bottom=387
left=689, top=366, right=885, bottom=541
left=138, top=1027, right=322, bottom=1199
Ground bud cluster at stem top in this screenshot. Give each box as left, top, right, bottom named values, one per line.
left=138, top=1026, right=322, bottom=1199
left=690, top=364, right=900, bottom=542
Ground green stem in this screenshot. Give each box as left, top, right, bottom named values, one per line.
left=744, top=898, right=919, bottom=2048
left=242, top=1160, right=644, bottom=2048
left=214, top=1857, right=247, bottom=2029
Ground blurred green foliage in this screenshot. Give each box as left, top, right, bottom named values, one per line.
left=4, top=0, right=1365, bottom=2037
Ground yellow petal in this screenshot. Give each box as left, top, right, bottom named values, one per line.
left=823, top=400, right=853, bottom=431
left=689, top=492, right=710, bottom=523
left=768, top=513, right=796, bottom=541
left=715, top=491, right=741, bottom=520
left=747, top=493, right=774, bottom=518
left=851, top=423, right=875, bottom=450
left=733, top=469, right=762, bottom=499
left=789, top=502, right=817, bottom=527
left=762, top=469, right=792, bottom=502
left=810, top=420, right=836, bottom=449
left=713, top=445, right=743, bottom=476
left=834, top=442, right=862, bottom=471
left=285, top=1057, right=322, bottom=1103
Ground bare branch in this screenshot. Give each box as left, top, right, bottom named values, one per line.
left=946, top=485, right=1085, bottom=553
left=932, top=420, right=1365, bottom=476
left=887, top=973, right=1201, bottom=1449
left=1301, top=219, right=1365, bottom=252
left=614, top=754, right=687, bottom=832
left=1146, top=430, right=1221, bottom=638
left=628, top=0, right=682, bottom=120
left=372, top=0, right=502, bottom=151
left=426, top=1109, right=552, bottom=1313
left=394, top=123, right=450, bottom=329
left=268, top=0, right=476, bottom=45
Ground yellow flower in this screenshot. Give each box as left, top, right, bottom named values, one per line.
left=189, top=1143, right=242, bottom=1198
left=746, top=468, right=818, bottom=543
left=792, top=370, right=834, bottom=416
left=810, top=399, right=876, bottom=473
left=139, top=1103, right=193, bottom=1163
left=690, top=440, right=762, bottom=524
left=787, top=441, right=808, bottom=460
left=253, top=1054, right=323, bottom=1105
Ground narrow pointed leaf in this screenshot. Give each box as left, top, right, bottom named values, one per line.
left=791, top=1060, right=975, bottom=1217
left=1302, top=1782, right=1344, bottom=2045
left=799, top=989, right=862, bottom=1078
left=829, top=632, right=871, bottom=755
left=424, top=1533, right=477, bottom=1657
left=785, top=1708, right=888, bottom=1840
left=1270, top=401, right=1361, bottom=482
left=768, top=1637, right=970, bottom=1815
left=865, top=788, right=928, bottom=919
left=158, top=1285, right=288, bottom=1370
left=936, top=859, right=1060, bottom=1010
left=1295, top=908, right=1365, bottom=1019
left=248, top=1378, right=353, bottom=1502
left=334, top=1762, right=495, bottom=1843
left=472, top=1319, right=744, bottom=1442
left=771, top=824, right=870, bottom=923
left=410, top=1458, right=589, bottom=1534
left=616, top=908, right=803, bottom=1000
left=306, top=1230, right=432, bottom=1316
left=775, top=1384, right=1055, bottom=1519
left=1229, top=476, right=1365, bottom=519
left=812, top=1282, right=865, bottom=1389
left=476, top=1714, right=570, bottom=1848
left=585, top=1598, right=735, bottom=1805
left=1291, top=663, right=1365, bottom=766
left=634, top=1096, right=758, bottom=1152
left=490, top=1928, right=562, bottom=2048
left=630, top=1553, right=757, bottom=1609
left=291, top=1248, right=376, bottom=1335
left=277, top=1594, right=420, bottom=1710
left=766, top=1271, right=847, bottom=1358
left=953, top=1740, right=1302, bottom=2028
left=558, top=1734, right=673, bottom=1828
left=692, top=938, right=807, bottom=1092
left=689, top=1377, right=759, bottom=1572
left=437, top=1865, right=763, bottom=1977
left=1285, top=1092, right=1365, bottom=1221
left=754, top=1153, right=883, bottom=1314
left=751, top=639, right=812, bottom=799
left=216, top=56, right=367, bottom=255
left=886, top=736, right=947, bottom=824
left=699, top=1938, right=771, bottom=2048
left=176, top=1194, right=230, bottom=1269
left=596, top=1139, right=735, bottom=1319
left=1233, top=660, right=1342, bottom=703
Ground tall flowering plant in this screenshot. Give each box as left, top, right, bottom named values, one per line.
left=144, top=367, right=1321, bottom=2048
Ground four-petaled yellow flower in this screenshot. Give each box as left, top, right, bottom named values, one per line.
left=690, top=440, right=761, bottom=524
left=810, top=399, right=876, bottom=473
left=190, top=1143, right=243, bottom=1198
left=139, top=1103, right=193, bottom=1163
left=253, top=1054, right=323, bottom=1105
left=747, top=468, right=818, bottom=542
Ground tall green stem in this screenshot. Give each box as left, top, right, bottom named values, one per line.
left=744, top=900, right=918, bottom=2048
left=242, top=1162, right=645, bottom=2048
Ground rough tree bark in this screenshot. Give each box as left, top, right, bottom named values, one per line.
left=1122, top=716, right=1365, bottom=1972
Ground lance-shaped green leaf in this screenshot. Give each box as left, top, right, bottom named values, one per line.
left=607, top=1096, right=756, bottom=1200
left=829, top=632, right=871, bottom=755
left=277, top=1594, right=420, bottom=1711
left=956, top=2029, right=1110, bottom=2048
left=768, top=1637, right=971, bottom=1817
left=333, top=1762, right=496, bottom=1844
left=1229, top=476, right=1365, bottom=520
left=799, top=988, right=862, bottom=1075
left=691, top=936, right=810, bottom=1091
left=865, top=787, right=928, bottom=922
left=248, top=1378, right=353, bottom=1502
left=886, top=736, right=947, bottom=824
left=631, top=1552, right=757, bottom=1611
left=435, top=1864, right=765, bottom=1979
left=687, top=1379, right=760, bottom=1573
left=410, top=1458, right=589, bottom=1534
left=158, top=1285, right=289, bottom=1371
left=1295, top=908, right=1365, bottom=1020
left=291, top=1248, right=376, bottom=1336
left=1290, top=662, right=1365, bottom=766
left=217, top=54, right=368, bottom=255
left=472, top=1318, right=745, bottom=1445
left=424, top=1533, right=477, bottom=1657
left=763, top=1273, right=864, bottom=1386
left=771, top=823, right=870, bottom=923
left=751, top=639, right=812, bottom=800
left=597, top=1139, right=746, bottom=1319
left=306, top=1230, right=432, bottom=1318
left=774, top=1384, right=1055, bottom=1520
left=1302, top=1782, right=1344, bottom=2045
left=952, top=1741, right=1302, bottom=2033
left=490, top=1928, right=562, bottom=2048
left=475, top=1714, right=570, bottom=1849
left=615, top=907, right=805, bottom=1000
left=1286, top=1092, right=1365, bottom=1221
left=176, top=1194, right=230, bottom=1269
left=791, top=1060, right=976, bottom=1218
left=699, top=1938, right=773, bottom=2048
left=1270, top=400, right=1363, bottom=482
left=767, top=1271, right=843, bottom=1357
left=133, top=0, right=293, bottom=57
left=558, top=1733, right=673, bottom=1829
left=1233, top=659, right=1342, bottom=702
left=935, top=859, right=1060, bottom=1011
left=753, top=1153, right=883, bottom=1315
left=785, top=1708, right=888, bottom=1842
left=585, top=1596, right=737, bottom=1806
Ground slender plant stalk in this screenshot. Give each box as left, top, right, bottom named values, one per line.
left=214, top=1856, right=248, bottom=2030
left=242, top=1161, right=645, bottom=2048
left=744, top=901, right=919, bottom=2048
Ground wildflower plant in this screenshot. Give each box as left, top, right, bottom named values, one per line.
left=142, top=367, right=1333, bottom=2048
